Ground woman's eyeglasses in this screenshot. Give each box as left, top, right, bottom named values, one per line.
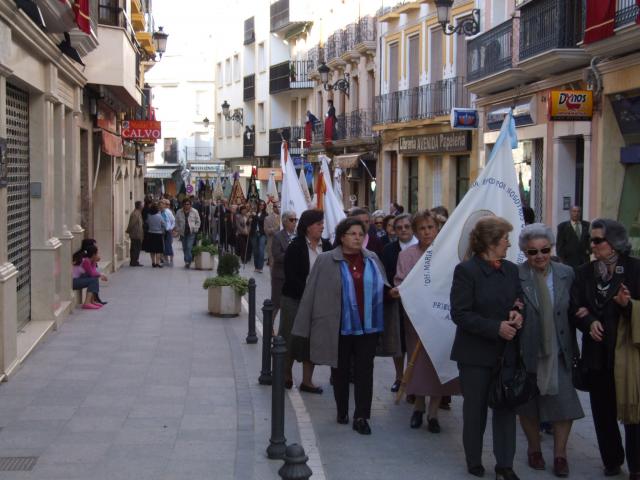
left=526, top=247, right=552, bottom=256
left=590, top=237, right=607, bottom=245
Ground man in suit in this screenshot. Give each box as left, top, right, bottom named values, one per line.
left=556, top=206, right=590, bottom=268
left=381, top=213, right=417, bottom=392
left=270, top=208, right=294, bottom=321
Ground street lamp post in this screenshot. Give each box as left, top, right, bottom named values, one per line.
left=221, top=101, right=243, bottom=125
left=317, top=62, right=350, bottom=96
left=152, top=26, right=169, bottom=58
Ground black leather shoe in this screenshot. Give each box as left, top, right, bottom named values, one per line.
left=410, top=411, right=423, bottom=429
left=427, top=416, right=441, bottom=433
left=299, top=383, right=323, bottom=394
left=284, top=380, right=293, bottom=390
left=352, top=418, right=371, bottom=435
left=336, top=414, right=349, bottom=425
left=495, top=467, right=520, bottom=480
left=390, top=380, right=401, bottom=392
left=468, top=465, right=485, bottom=477
left=604, top=466, right=621, bottom=476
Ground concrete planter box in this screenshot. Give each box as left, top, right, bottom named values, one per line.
left=194, top=252, right=215, bottom=270
left=207, top=286, right=241, bottom=317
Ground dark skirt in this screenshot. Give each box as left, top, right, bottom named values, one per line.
left=278, top=295, right=311, bottom=363
left=146, top=232, right=164, bottom=254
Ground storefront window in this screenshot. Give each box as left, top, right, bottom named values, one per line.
left=456, top=156, right=470, bottom=205
left=512, top=140, right=533, bottom=209
left=408, top=156, right=419, bottom=213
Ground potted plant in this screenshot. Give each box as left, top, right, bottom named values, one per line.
left=203, top=253, right=249, bottom=317
left=193, top=238, right=218, bottom=270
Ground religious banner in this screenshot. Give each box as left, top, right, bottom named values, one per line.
left=229, top=172, right=246, bottom=206
left=399, top=112, right=525, bottom=383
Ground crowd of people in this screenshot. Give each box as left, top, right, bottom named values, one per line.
left=75, top=191, right=638, bottom=480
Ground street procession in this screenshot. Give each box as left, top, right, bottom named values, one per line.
left=0, top=0, right=639, bottom=478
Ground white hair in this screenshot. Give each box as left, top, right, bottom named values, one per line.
left=519, top=223, right=555, bottom=251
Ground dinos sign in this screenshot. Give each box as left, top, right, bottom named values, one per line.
left=121, top=120, right=162, bottom=141
left=548, top=90, right=593, bottom=121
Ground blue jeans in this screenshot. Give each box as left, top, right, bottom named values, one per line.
left=164, top=231, right=174, bottom=256
left=73, top=276, right=99, bottom=294
left=182, top=233, right=196, bottom=264
left=251, top=234, right=266, bottom=270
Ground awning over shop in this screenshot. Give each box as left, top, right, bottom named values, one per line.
left=334, top=153, right=361, bottom=169
left=145, top=168, right=176, bottom=179
left=101, top=130, right=123, bottom=157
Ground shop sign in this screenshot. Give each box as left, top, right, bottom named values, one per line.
left=399, top=131, right=471, bottom=154
left=450, top=108, right=479, bottom=129
left=548, top=90, right=593, bottom=121
left=123, top=141, right=136, bottom=160
left=121, top=120, right=162, bottom=141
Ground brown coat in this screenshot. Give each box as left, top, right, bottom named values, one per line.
left=292, top=246, right=400, bottom=368
left=126, top=209, right=144, bottom=240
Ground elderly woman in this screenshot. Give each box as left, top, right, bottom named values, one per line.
left=450, top=216, right=524, bottom=480
left=391, top=210, right=460, bottom=432
left=293, top=217, right=394, bottom=435
left=280, top=209, right=332, bottom=393
left=571, top=219, right=640, bottom=479
left=516, top=223, right=584, bottom=477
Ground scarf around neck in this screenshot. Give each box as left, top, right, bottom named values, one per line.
left=339, top=256, right=384, bottom=335
left=533, top=266, right=558, bottom=396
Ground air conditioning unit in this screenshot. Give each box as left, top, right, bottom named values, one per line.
left=346, top=167, right=361, bottom=180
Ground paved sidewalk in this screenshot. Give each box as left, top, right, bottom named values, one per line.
left=0, top=245, right=300, bottom=480
left=0, top=242, right=625, bottom=479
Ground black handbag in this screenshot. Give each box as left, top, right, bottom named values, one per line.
left=571, top=354, right=590, bottom=392
left=488, top=336, right=540, bottom=410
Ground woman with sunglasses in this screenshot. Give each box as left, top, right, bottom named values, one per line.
left=571, top=219, right=640, bottom=480
left=516, top=223, right=584, bottom=477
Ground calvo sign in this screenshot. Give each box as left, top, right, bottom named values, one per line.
left=121, top=120, right=162, bottom=141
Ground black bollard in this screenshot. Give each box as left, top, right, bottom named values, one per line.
left=267, top=335, right=287, bottom=460
left=246, top=278, right=258, bottom=344
left=258, top=299, right=274, bottom=385
left=278, top=443, right=313, bottom=480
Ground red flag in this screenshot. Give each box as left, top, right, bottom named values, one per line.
left=315, top=171, right=326, bottom=211
left=583, top=0, right=615, bottom=44
left=73, top=0, right=91, bottom=35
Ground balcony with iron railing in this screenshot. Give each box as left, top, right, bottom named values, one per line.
left=325, top=32, right=338, bottom=63
left=582, top=0, right=640, bottom=57
left=374, top=77, right=470, bottom=125
left=243, top=130, right=255, bottom=158
left=310, top=110, right=374, bottom=146
left=465, top=18, right=534, bottom=95
left=269, top=60, right=314, bottom=94
left=244, top=16, right=255, bottom=45
left=517, top=0, right=589, bottom=74
left=244, top=74, right=255, bottom=102
left=268, top=126, right=306, bottom=157
left=186, top=147, right=213, bottom=162
left=355, top=16, right=377, bottom=53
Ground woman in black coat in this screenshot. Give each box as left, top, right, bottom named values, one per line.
left=571, top=218, right=640, bottom=479
left=450, top=216, right=524, bottom=480
left=279, top=209, right=332, bottom=393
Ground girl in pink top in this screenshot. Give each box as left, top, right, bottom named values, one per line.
left=72, top=245, right=107, bottom=309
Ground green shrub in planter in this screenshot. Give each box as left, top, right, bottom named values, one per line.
left=192, top=243, right=218, bottom=256
left=202, top=253, right=248, bottom=296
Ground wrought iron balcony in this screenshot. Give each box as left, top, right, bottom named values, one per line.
left=186, top=147, right=212, bottom=162
left=243, top=74, right=255, bottom=102
left=374, top=78, right=470, bottom=124
left=467, top=19, right=515, bottom=83
left=307, top=46, right=325, bottom=70
left=268, top=126, right=306, bottom=157
left=519, top=0, right=585, bottom=61
left=335, top=110, right=374, bottom=141
left=355, top=16, right=376, bottom=45
left=325, top=33, right=338, bottom=62
left=269, top=60, right=314, bottom=94
left=615, top=0, right=640, bottom=28
left=243, top=130, right=255, bottom=158
left=244, top=16, right=255, bottom=45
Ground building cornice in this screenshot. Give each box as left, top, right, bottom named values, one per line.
left=474, top=69, right=585, bottom=108
left=0, top=1, right=87, bottom=88
left=595, top=51, right=640, bottom=75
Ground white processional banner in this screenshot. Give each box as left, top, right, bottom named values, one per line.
left=398, top=112, right=526, bottom=383
left=280, top=143, right=308, bottom=220
left=319, top=155, right=346, bottom=242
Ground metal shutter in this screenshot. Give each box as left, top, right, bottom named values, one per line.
left=6, top=84, right=31, bottom=328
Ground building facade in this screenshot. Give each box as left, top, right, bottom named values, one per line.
left=0, top=0, right=161, bottom=379
left=374, top=0, right=478, bottom=214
